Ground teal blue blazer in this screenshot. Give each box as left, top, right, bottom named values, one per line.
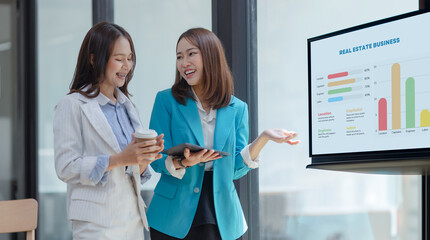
left=147, top=89, right=251, bottom=239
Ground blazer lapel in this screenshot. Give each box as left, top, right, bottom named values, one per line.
left=178, top=98, right=205, bottom=146
left=213, top=105, right=236, bottom=151
left=80, top=100, right=122, bottom=153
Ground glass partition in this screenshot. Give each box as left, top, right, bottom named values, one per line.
left=0, top=1, right=17, bottom=239
left=257, top=1, right=421, bottom=239
left=0, top=0, right=16, bottom=202
left=37, top=1, right=91, bottom=239
left=114, top=0, right=211, bottom=191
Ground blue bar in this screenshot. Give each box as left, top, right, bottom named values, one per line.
left=328, top=96, right=343, bottom=102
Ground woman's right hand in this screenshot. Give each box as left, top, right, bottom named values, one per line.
left=179, top=148, right=221, bottom=167
left=108, top=134, right=163, bottom=171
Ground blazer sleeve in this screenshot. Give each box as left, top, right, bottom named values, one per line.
left=53, top=96, right=100, bottom=186
left=149, top=91, right=174, bottom=175
left=233, top=101, right=252, bottom=180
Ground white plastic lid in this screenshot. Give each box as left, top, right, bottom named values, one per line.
left=135, top=129, right=158, bottom=139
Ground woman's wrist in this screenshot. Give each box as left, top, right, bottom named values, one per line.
left=177, top=157, right=191, bottom=169
left=139, top=163, right=148, bottom=175
left=107, top=153, right=121, bottom=171
left=260, top=130, right=272, bottom=143
left=172, top=156, right=182, bottom=169
left=248, top=131, right=271, bottom=160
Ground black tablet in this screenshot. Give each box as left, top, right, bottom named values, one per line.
left=161, top=143, right=230, bottom=157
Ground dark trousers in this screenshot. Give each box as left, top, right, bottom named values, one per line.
left=150, top=225, right=221, bottom=240
left=150, top=171, right=222, bottom=240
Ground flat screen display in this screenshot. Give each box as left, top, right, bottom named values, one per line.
left=309, top=10, right=430, bottom=161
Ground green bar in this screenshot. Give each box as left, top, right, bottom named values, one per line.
left=328, top=87, right=352, bottom=95
left=406, top=77, right=415, bottom=128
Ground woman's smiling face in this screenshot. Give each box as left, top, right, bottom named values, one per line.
left=101, top=36, right=134, bottom=90
left=176, top=38, right=204, bottom=89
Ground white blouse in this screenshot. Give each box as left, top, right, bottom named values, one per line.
left=165, top=91, right=260, bottom=179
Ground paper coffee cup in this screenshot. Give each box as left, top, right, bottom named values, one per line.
left=135, top=129, right=158, bottom=143
left=135, top=129, right=158, bottom=160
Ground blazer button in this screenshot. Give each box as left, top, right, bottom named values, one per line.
left=194, top=187, right=200, bottom=193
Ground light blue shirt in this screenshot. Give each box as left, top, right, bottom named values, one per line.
left=89, top=92, right=151, bottom=185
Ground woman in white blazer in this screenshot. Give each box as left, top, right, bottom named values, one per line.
left=53, top=22, right=164, bottom=240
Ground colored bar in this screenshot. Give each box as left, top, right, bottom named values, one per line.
left=405, top=77, right=415, bottom=128
left=328, top=87, right=352, bottom=95
left=378, top=98, right=387, bottom=131
left=328, top=78, right=355, bottom=87
left=328, top=96, right=343, bottom=102
left=392, top=63, right=401, bottom=129
left=328, top=71, right=348, bottom=79
left=421, top=110, right=430, bottom=127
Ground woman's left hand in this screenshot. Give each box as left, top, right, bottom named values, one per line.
left=262, top=128, right=300, bottom=145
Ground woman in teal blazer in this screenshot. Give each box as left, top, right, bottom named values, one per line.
left=147, top=28, right=299, bottom=240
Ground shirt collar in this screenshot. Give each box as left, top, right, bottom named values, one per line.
left=115, top=88, right=127, bottom=104
left=191, top=88, right=217, bottom=121
left=96, top=88, right=127, bottom=106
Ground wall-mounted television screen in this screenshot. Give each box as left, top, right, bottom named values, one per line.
left=308, top=10, right=430, bottom=173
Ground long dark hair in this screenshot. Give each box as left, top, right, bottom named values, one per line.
left=69, top=22, right=136, bottom=98
left=172, top=28, right=234, bottom=109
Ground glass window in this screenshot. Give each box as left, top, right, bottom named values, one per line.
left=114, top=0, right=211, bottom=192
left=0, top=1, right=17, bottom=239
left=0, top=1, right=16, bottom=202
left=37, top=1, right=91, bottom=239
left=257, top=1, right=420, bottom=240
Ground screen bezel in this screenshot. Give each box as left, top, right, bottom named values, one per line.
left=308, top=9, right=430, bottom=164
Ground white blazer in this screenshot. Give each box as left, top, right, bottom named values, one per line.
left=53, top=90, right=148, bottom=232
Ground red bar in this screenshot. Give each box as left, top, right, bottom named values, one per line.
left=378, top=98, right=387, bottom=131
left=328, top=71, right=348, bottom=79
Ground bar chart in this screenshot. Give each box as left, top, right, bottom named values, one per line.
left=314, top=68, right=372, bottom=105
left=376, top=58, right=430, bottom=131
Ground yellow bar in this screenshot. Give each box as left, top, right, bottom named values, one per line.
left=392, top=63, right=401, bottom=129
left=327, top=78, right=355, bottom=87
left=421, top=110, right=430, bottom=127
